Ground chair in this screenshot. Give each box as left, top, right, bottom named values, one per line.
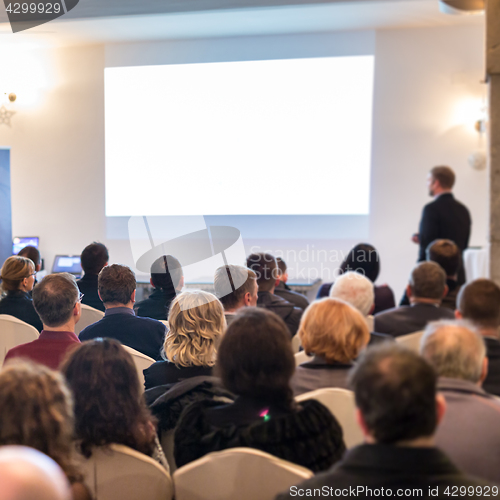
left=75, top=304, right=105, bottom=335
left=173, top=448, right=313, bottom=500
left=122, top=345, right=155, bottom=390
left=366, top=314, right=374, bottom=331
left=395, top=330, right=424, bottom=352
left=81, top=443, right=173, bottom=500
left=0, top=315, right=39, bottom=365
left=296, top=388, right=363, bottom=449
left=294, top=350, right=313, bottom=367
left=291, top=334, right=301, bottom=353
left=160, top=430, right=177, bottom=474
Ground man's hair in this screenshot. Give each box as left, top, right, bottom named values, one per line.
left=457, top=279, right=500, bottom=329
left=0, top=256, right=35, bottom=293
left=80, top=242, right=109, bottom=275
left=246, top=253, right=278, bottom=292
left=409, top=261, right=446, bottom=300
left=150, top=255, right=183, bottom=292
left=18, top=246, right=41, bottom=267
left=213, top=265, right=256, bottom=311
left=421, top=321, right=486, bottom=383
left=32, top=273, right=79, bottom=327
left=430, top=165, right=455, bottom=190
left=98, top=264, right=136, bottom=305
left=348, top=344, right=438, bottom=444
left=276, top=257, right=287, bottom=276
left=426, top=239, right=460, bottom=277
left=340, top=243, right=380, bottom=283
left=330, top=271, right=374, bottom=317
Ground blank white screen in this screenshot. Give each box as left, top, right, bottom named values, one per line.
left=105, top=56, right=374, bottom=217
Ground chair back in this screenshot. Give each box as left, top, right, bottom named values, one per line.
left=173, top=447, right=313, bottom=500
left=294, top=350, right=313, bottom=367
left=122, top=345, right=155, bottom=390
left=81, top=443, right=173, bottom=500
left=395, top=330, right=424, bottom=352
left=75, top=304, right=105, bottom=335
left=291, top=334, right=301, bottom=354
left=296, top=387, right=363, bottom=448
left=366, top=314, right=374, bottom=331
left=160, top=430, right=177, bottom=474
left=0, top=315, right=39, bottom=365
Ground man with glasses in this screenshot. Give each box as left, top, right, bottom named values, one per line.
left=4, top=273, right=82, bottom=370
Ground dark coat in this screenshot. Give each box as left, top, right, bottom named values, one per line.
left=257, top=291, right=303, bottom=337
left=400, top=278, right=460, bottom=311
left=143, top=360, right=213, bottom=391
left=483, top=336, right=500, bottom=397
left=134, top=288, right=177, bottom=321
left=0, top=290, right=43, bottom=332
left=76, top=274, right=105, bottom=312
left=274, top=282, right=310, bottom=311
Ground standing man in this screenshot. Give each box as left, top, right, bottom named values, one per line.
left=413, top=166, right=471, bottom=284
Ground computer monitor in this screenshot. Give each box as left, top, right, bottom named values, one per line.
left=12, top=237, right=39, bottom=255
left=52, top=255, right=82, bottom=276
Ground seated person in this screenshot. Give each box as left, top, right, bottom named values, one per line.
left=135, top=255, right=183, bottom=321
left=246, top=253, right=302, bottom=336
left=400, top=239, right=461, bottom=310
left=213, top=264, right=257, bottom=326
left=17, top=245, right=42, bottom=292
left=374, top=262, right=454, bottom=337
left=317, top=243, right=395, bottom=314
left=174, top=307, right=346, bottom=472
left=144, top=290, right=226, bottom=390
left=291, top=297, right=370, bottom=396
left=79, top=264, right=166, bottom=360
left=4, top=273, right=82, bottom=369
left=76, top=242, right=108, bottom=312
left=275, top=258, right=309, bottom=311
left=0, top=255, right=42, bottom=332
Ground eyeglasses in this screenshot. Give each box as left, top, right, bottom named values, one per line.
left=25, top=272, right=37, bottom=278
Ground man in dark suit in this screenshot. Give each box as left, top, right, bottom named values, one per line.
left=79, top=264, right=166, bottom=360
left=413, top=166, right=471, bottom=284
left=375, top=262, right=454, bottom=337
left=276, top=344, right=491, bottom=500
left=274, top=258, right=309, bottom=311
left=455, top=279, right=500, bottom=397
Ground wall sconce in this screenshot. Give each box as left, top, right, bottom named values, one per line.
left=0, top=92, right=16, bottom=127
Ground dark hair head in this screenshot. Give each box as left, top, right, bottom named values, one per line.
left=340, top=244, right=380, bottom=283
left=409, top=261, right=446, bottom=300
left=0, top=256, right=35, bottom=293
left=98, top=264, right=136, bottom=305
left=426, top=239, right=460, bottom=277
left=18, top=246, right=41, bottom=267
left=150, top=255, right=183, bottom=292
left=276, top=257, right=287, bottom=276
left=349, top=344, right=438, bottom=444
left=457, top=279, right=500, bottom=329
left=246, top=253, right=278, bottom=292
left=430, top=166, right=455, bottom=190
left=213, top=265, right=257, bottom=311
left=80, top=243, right=109, bottom=276
left=32, top=273, right=78, bottom=327
left=60, top=339, right=155, bottom=458
left=216, top=308, right=295, bottom=403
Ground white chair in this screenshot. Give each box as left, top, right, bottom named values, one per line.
left=366, top=314, right=374, bottom=332
left=291, top=334, right=301, bottom=353
left=395, top=330, right=425, bottom=352
left=81, top=444, right=173, bottom=500
left=75, top=304, right=105, bottom=335
left=296, top=388, right=363, bottom=449
left=122, top=345, right=155, bottom=390
left=294, top=350, right=313, bottom=367
left=0, top=315, right=39, bottom=365
left=173, top=448, right=313, bottom=500
left=160, top=430, right=177, bottom=474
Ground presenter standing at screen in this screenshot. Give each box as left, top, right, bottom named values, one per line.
left=412, top=166, right=471, bottom=285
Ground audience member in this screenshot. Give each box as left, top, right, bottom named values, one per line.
left=175, top=307, right=346, bottom=472
left=76, top=242, right=109, bottom=312
left=246, top=253, right=302, bottom=336
left=17, top=245, right=42, bottom=293
left=135, top=255, right=183, bottom=321
left=4, top=273, right=82, bottom=369
left=276, top=344, right=492, bottom=499
left=144, top=290, right=226, bottom=390
left=374, top=261, right=454, bottom=337
left=61, top=339, right=164, bottom=466
left=0, top=362, right=91, bottom=500
left=317, top=243, right=396, bottom=314
left=292, top=298, right=370, bottom=395
left=455, top=279, right=500, bottom=396
left=213, top=264, right=258, bottom=325
left=275, top=257, right=309, bottom=310
left=79, top=264, right=166, bottom=360
left=0, top=255, right=43, bottom=332
left=0, top=446, right=71, bottom=500
left=421, top=321, right=500, bottom=483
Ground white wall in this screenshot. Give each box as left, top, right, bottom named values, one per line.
left=0, top=23, right=487, bottom=297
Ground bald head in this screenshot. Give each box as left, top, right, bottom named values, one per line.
left=421, top=321, right=486, bottom=384
left=0, top=446, right=71, bottom=500
left=330, top=271, right=374, bottom=317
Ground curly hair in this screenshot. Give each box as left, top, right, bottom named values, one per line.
left=61, top=339, right=156, bottom=458
left=165, top=290, right=226, bottom=368
left=0, top=361, right=83, bottom=484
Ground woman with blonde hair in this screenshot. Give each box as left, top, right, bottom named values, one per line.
left=0, top=255, right=42, bottom=331
left=292, top=297, right=370, bottom=396
left=144, top=290, right=226, bottom=390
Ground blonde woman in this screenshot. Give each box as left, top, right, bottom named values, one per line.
left=144, top=290, right=226, bottom=390
left=292, top=297, right=370, bottom=396
left=0, top=255, right=42, bottom=332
